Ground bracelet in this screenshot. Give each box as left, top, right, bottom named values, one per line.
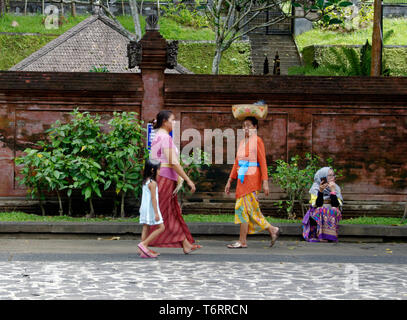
left=330, top=191, right=336, bottom=195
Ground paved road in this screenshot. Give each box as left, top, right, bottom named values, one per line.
left=0, top=237, right=406, bottom=300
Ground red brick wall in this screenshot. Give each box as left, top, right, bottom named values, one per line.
left=164, top=74, right=407, bottom=203
left=0, top=72, right=143, bottom=198
left=1, top=71, right=407, bottom=216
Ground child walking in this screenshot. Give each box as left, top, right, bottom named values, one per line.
left=138, top=159, right=165, bottom=258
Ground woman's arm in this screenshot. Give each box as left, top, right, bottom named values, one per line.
left=163, top=147, right=196, bottom=193
left=316, top=191, right=324, bottom=207
left=330, top=194, right=340, bottom=208
left=225, top=158, right=238, bottom=194
left=257, top=138, right=269, bottom=196
left=328, top=181, right=340, bottom=207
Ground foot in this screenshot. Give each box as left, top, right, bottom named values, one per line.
left=149, top=249, right=160, bottom=256
left=138, top=242, right=155, bottom=258
left=270, top=227, right=280, bottom=247
left=227, top=241, right=248, bottom=249
left=183, top=244, right=202, bottom=254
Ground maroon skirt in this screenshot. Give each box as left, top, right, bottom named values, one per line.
left=147, top=175, right=195, bottom=248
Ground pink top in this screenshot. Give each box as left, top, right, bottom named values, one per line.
left=150, top=132, right=179, bottom=181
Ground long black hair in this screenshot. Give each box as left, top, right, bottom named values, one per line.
left=142, top=159, right=161, bottom=185
left=153, top=110, right=173, bottom=129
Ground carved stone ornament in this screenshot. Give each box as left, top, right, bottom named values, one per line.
left=127, top=41, right=142, bottom=69
left=146, top=14, right=159, bottom=31
left=166, top=40, right=179, bottom=69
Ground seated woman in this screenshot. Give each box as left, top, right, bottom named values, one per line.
left=302, top=167, right=343, bottom=242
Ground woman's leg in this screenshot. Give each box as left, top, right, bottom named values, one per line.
left=239, top=222, right=249, bottom=246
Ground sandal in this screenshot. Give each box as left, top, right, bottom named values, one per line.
left=270, top=228, right=280, bottom=247
left=138, top=243, right=155, bottom=258
left=140, top=251, right=157, bottom=259
left=227, top=241, right=248, bottom=249
left=149, top=249, right=160, bottom=256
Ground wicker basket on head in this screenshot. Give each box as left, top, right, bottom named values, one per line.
left=232, top=104, right=268, bottom=120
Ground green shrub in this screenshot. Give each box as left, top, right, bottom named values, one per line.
left=15, top=109, right=148, bottom=218
left=298, top=41, right=407, bottom=76
left=268, top=153, right=343, bottom=220
left=162, top=3, right=209, bottom=29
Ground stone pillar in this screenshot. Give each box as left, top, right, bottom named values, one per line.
left=139, top=16, right=167, bottom=123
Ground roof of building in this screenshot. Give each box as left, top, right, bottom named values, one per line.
left=10, top=14, right=191, bottom=74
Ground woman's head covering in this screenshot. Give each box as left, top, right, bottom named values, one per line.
left=309, top=166, right=343, bottom=201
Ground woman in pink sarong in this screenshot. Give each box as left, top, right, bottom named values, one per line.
left=146, top=110, right=202, bottom=254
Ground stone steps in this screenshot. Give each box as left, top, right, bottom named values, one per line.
left=248, top=34, right=302, bottom=75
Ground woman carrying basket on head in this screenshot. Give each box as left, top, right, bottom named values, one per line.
left=224, top=105, right=280, bottom=249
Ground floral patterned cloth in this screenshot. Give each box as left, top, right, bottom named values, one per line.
left=234, top=191, right=271, bottom=234
left=302, top=206, right=342, bottom=242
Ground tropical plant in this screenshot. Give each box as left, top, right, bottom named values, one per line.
left=47, top=109, right=106, bottom=217
left=162, top=2, right=209, bottom=29
left=15, top=148, right=49, bottom=216
left=315, top=0, right=374, bottom=31
left=104, top=111, right=148, bottom=218
left=268, top=153, right=321, bottom=220
left=15, top=109, right=149, bottom=218
left=89, top=66, right=110, bottom=72
left=313, top=35, right=393, bottom=76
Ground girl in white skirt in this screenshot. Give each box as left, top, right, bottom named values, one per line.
left=138, top=159, right=165, bottom=258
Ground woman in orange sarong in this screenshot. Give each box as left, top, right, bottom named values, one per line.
left=224, top=117, right=280, bottom=248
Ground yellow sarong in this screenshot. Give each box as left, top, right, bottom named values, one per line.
left=234, top=191, right=271, bottom=234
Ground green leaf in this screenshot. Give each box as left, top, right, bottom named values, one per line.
left=329, top=18, right=343, bottom=25
left=339, top=1, right=353, bottom=7
left=84, top=187, right=92, bottom=200
left=104, top=180, right=112, bottom=190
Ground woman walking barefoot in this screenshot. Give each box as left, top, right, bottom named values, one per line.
left=147, top=110, right=202, bottom=254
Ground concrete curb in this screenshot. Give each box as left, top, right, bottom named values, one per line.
left=0, top=222, right=406, bottom=240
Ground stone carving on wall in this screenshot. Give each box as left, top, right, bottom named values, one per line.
left=146, top=13, right=159, bottom=31
left=127, top=41, right=142, bottom=69
left=166, top=40, right=179, bottom=69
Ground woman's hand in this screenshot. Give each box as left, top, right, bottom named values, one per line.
left=155, top=214, right=160, bottom=222
left=187, top=180, right=196, bottom=193
left=263, top=180, right=270, bottom=196
left=328, top=181, right=336, bottom=192
left=319, top=182, right=328, bottom=193
left=225, top=178, right=233, bottom=195
left=225, top=180, right=231, bottom=195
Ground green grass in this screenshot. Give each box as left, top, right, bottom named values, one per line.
left=0, top=34, right=57, bottom=70
left=295, top=18, right=407, bottom=52
left=1, top=211, right=406, bottom=225
left=0, top=13, right=215, bottom=40
left=0, top=13, right=89, bottom=34
left=178, top=41, right=252, bottom=75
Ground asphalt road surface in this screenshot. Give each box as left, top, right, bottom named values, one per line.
left=0, top=237, right=406, bottom=300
